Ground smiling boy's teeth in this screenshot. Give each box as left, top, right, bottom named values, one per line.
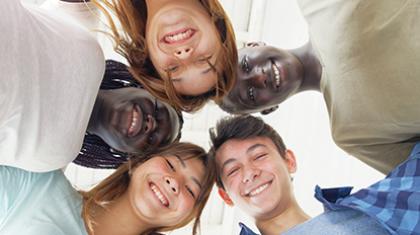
left=128, top=106, right=139, bottom=135
left=151, top=184, right=169, bottom=207
left=272, top=64, right=281, bottom=86
left=271, top=63, right=281, bottom=87
left=249, top=183, right=269, bottom=197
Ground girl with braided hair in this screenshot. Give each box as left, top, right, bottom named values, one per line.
left=75, top=60, right=184, bottom=169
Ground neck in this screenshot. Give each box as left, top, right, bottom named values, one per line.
left=290, top=42, right=322, bottom=92
left=255, top=199, right=310, bottom=235
left=89, top=194, right=152, bottom=235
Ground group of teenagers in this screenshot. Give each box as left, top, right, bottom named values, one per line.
left=1, top=0, right=420, bottom=234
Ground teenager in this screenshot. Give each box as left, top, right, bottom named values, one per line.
left=0, top=0, right=105, bottom=172
left=95, top=0, right=238, bottom=112
left=75, top=60, right=183, bottom=169
left=209, top=115, right=310, bottom=234
left=208, top=115, right=416, bottom=235
left=1, top=142, right=215, bottom=235
left=219, top=0, right=420, bottom=174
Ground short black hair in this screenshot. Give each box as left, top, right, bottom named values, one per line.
left=208, top=115, right=286, bottom=189
left=74, top=60, right=183, bottom=169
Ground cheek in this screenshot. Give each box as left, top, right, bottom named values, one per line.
left=176, top=194, right=196, bottom=218
left=148, top=50, right=170, bottom=76
left=225, top=175, right=242, bottom=196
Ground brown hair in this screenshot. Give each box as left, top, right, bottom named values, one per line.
left=93, top=0, right=237, bottom=112
left=208, top=115, right=286, bottom=190
left=81, top=142, right=216, bottom=235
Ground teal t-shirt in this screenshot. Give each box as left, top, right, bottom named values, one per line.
left=0, top=166, right=88, bottom=235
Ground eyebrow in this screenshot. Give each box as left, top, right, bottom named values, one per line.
left=174, top=154, right=202, bottom=189
left=220, top=143, right=267, bottom=173
left=246, top=143, right=267, bottom=154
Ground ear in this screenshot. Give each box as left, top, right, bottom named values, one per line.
left=284, top=149, right=297, bottom=174
left=218, top=188, right=234, bottom=206
left=260, top=105, right=278, bottom=115
left=245, top=41, right=267, bottom=48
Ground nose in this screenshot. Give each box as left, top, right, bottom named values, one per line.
left=165, top=176, right=180, bottom=195
left=144, top=114, right=157, bottom=134
left=251, top=71, right=268, bottom=88
left=173, top=47, right=193, bottom=60
left=242, top=165, right=261, bottom=184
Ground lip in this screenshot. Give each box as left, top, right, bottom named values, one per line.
left=243, top=180, right=273, bottom=197
left=149, top=182, right=170, bottom=208
left=126, top=104, right=143, bottom=138
left=160, top=27, right=196, bottom=45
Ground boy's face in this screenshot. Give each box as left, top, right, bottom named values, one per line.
left=215, top=137, right=296, bottom=220
left=221, top=44, right=303, bottom=114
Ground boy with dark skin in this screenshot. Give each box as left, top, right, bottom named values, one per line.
left=220, top=0, right=420, bottom=175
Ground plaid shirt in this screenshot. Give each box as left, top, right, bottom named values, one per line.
left=240, top=143, right=420, bottom=235
left=317, top=142, right=420, bottom=235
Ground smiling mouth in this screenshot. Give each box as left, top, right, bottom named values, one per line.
left=162, top=28, right=196, bottom=44
left=271, top=60, right=281, bottom=88
left=150, top=182, right=170, bottom=207
left=127, top=104, right=142, bottom=137
left=245, top=181, right=272, bottom=197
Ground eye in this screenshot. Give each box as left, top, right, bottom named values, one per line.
left=148, top=135, right=155, bottom=145
left=255, top=154, right=267, bottom=160
left=153, top=99, right=159, bottom=119
left=165, top=159, right=175, bottom=172
left=241, top=55, right=251, bottom=73
left=197, top=55, right=213, bottom=64
left=248, top=86, right=256, bottom=101
left=166, top=65, right=179, bottom=73
left=227, top=167, right=239, bottom=177
left=186, top=186, right=196, bottom=198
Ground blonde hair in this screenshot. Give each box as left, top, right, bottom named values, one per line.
left=80, top=142, right=216, bottom=235
left=93, top=0, right=237, bottom=112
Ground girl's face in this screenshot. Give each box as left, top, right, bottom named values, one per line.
left=128, top=155, right=205, bottom=226
left=90, top=87, right=180, bottom=153
left=146, top=0, right=222, bottom=96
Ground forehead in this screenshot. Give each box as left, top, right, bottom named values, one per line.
left=172, top=68, right=218, bottom=96
left=118, top=87, right=153, bottom=98
left=238, top=45, right=280, bottom=58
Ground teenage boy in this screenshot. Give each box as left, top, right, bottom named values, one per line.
left=219, top=0, right=420, bottom=176
left=209, top=115, right=417, bottom=235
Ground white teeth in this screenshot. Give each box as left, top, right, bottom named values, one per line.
left=271, top=63, right=281, bottom=87
left=127, top=106, right=139, bottom=135
left=165, top=29, right=193, bottom=43
left=249, top=183, right=269, bottom=197
left=151, top=184, right=169, bottom=207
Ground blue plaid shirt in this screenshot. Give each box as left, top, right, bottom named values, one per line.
left=239, top=143, right=420, bottom=235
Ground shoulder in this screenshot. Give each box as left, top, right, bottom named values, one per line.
left=239, top=222, right=260, bottom=235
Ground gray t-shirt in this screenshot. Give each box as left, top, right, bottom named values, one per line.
left=297, top=0, right=420, bottom=173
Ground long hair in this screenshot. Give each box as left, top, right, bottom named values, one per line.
left=92, top=0, right=237, bottom=112
left=80, top=142, right=216, bottom=235
left=74, top=60, right=184, bottom=169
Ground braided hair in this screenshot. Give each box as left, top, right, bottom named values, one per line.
left=73, top=60, right=184, bottom=169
